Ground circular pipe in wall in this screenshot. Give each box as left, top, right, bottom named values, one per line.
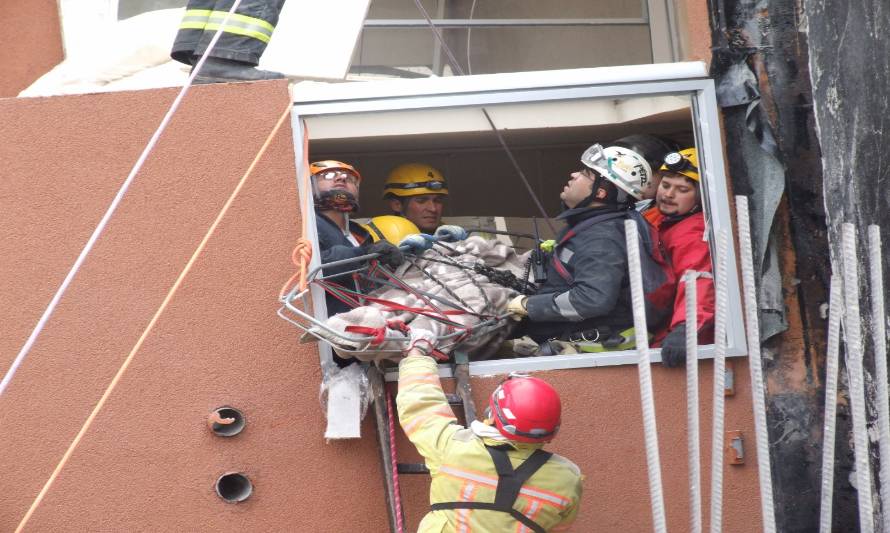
left=215, top=472, right=253, bottom=503
left=207, top=406, right=245, bottom=437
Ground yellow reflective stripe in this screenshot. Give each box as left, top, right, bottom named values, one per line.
left=401, top=405, right=455, bottom=437
left=208, top=10, right=275, bottom=33
left=179, top=21, right=272, bottom=43
left=439, top=465, right=571, bottom=508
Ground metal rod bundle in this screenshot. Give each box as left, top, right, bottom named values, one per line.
left=625, top=219, right=667, bottom=533
left=819, top=276, right=843, bottom=532
left=841, top=223, right=875, bottom=533
left=735, top=196, right=777, bottom=532
left=867, top=225, right=890, bottom=533
left=709, top=228, right=730, bottom=533
left=684, top=270, right=702, bottom=533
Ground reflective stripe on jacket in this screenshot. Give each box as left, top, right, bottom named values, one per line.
left=397, top=355, right=583, bottom=532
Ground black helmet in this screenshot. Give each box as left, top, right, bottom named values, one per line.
left=610, top=134, right=680, bottom=173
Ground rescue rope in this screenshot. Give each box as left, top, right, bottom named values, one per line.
left=15, top=100, right=293, bottom=533
left=410, top=0, right=557, bottom=236
left=867, top=224, right=890, bottom=533
left=684, top=271, right=702, bottom=533
left=841, top=223, right=875, bottom=533
left=736, top=196, right=776, bottom=532
left=709, top=228, right=729, bottom=533
left=0, top=0, right=249, bottom=400
left=624, top=219, right=667, bottom=533
left=818, top=275, right=843, bottom=533
left=386, top=389, right=405, bottom=533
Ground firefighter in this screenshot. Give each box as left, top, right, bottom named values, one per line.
left=308, top=161, right=404, bottom=368
left=506, top=144, right=671, bottom=351
left=397, top=346, right=583, bottom=531
left=610, top=133, right=680, bottom=201
left=383, top=163, right=451, bottom=234
left=644, top=148, right=715, bottom=367
left=171, top=0, right=287, bottom=83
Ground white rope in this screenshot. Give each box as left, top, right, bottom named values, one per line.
left=709, top=228, right=729, bottom=533
left=867, top=224, right=890, bottom=533
left=0, top=0, right=244, bottom=399
left=624, top=219, right=667, bottom=533
left=735, top=196, right=777, bottom=532
left=685, top=270, right=702, bottom=533
left=841, top=223, right=875, bottom=533
left=819, top=275, right=843, bottom=533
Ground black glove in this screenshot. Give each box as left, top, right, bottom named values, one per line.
left=364, top=240, right=404, bottom=269
left=660, top=323, right=687, bottom=368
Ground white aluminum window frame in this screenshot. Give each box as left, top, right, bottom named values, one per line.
left=290, top=61, right=747, bottom=377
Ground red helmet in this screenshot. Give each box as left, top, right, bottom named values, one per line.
left=489, top=375, right=561, bottom=443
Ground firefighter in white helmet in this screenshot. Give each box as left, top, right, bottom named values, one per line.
left=505, top=144, right=672, bottom=352
left=397, top=342, right=583, bottom=531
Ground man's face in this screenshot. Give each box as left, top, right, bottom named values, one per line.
left=315, top=169, right=360, bottom=199
left=389, top=194, right=445, bottom=233
left=560, top=169, right=597, bottom=209
left=656, top=173, right=699, bottom=216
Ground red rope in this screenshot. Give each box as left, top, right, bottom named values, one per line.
left=386, top=388, right=405, bottom=533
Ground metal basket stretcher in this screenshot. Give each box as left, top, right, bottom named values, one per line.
left=277, top=242, right=514, bottom=361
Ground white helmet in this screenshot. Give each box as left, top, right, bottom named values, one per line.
left=580, top=144, right=654, bottom=200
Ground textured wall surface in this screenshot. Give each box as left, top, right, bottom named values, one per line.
left=1, top=0, right=63, bottom=98
left=0, top=80, right=763, bottom=531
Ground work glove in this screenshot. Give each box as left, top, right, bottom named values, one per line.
left=660, top=323, right=687, bottom=368
left=506, top=295, right=529, bottom=321
left=406, top=327, right=437, bottom=356
left=364, top=240, right=404, bottom=269
left=398, top=233, right=436, bottom=254
left=434, top=224, right=468, bottom=242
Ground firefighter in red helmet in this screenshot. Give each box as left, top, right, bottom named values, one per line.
left=397, top=342, right=583, bottom=531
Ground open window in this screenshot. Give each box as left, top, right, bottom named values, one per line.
left=290, top=62, right=747, bottom=376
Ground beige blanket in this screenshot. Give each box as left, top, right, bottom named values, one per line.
left=311, top=236, right=530, bottom=362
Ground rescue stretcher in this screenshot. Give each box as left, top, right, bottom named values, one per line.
left=277, top=234, right=527, bottom=361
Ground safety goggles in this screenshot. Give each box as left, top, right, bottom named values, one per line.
left=662, top=152, right=699, bottom=174
left=315, top=170, right=359, bottom=185
left=386, top=180, right=447, bottom=190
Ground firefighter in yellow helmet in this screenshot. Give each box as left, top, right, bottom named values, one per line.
left=383, top=163, right=450, bottom=234
left=359, top=215, right=421, bottom=245
left=397, top=339, right=583, bottom=532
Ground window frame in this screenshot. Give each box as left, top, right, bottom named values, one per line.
left=290, top=61, right=747, bottom=377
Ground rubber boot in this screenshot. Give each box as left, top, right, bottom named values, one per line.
left=192, top=57, right=286, bottom=84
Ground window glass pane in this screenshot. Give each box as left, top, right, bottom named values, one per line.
left=352, top=26, right=652, bottom=75
left=366, top=0, right=645, bottom=20
left=118, top=0, right=186, bottom=20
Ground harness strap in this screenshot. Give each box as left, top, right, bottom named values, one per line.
left=551, top=211, right=628, bottom=283
left=430, top=445, right=553, bottom=533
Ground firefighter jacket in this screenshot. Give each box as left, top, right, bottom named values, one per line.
left=645, top=208, right=715, bottom=343
left=397, top=354, right=583, bottom=532
left=524, top=205, right=639, bottom=341
left=316, top=213, right=370, bottom=316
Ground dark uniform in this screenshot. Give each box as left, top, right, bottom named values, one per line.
left=524, top=205, right=669, bottom=343
left=171, top=0, right=286, bottom=66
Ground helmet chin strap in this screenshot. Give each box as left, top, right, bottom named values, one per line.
left=314, top=188, right=360, bottom=213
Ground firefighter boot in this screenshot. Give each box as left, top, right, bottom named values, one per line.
left=192, top=57, right=286, bottom=84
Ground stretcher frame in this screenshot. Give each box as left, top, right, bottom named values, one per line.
left=277, top=247, right=512, bottom=359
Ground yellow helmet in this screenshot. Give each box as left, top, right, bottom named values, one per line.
left=360, top=215, right=421, bottom=245
left=383, top=163, right=448, bottom=198
left=660, top=148, right=699, bottom=182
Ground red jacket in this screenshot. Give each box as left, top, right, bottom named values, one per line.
left=644, top=208, right=715, bottom=344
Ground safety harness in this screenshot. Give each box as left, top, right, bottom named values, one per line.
left=430, top=444, right=553, bottom=533
left=550, top=211, right=627, bottom=284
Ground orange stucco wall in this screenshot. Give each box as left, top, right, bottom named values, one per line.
left=1, top=0, right=63, bottom=98
left=0, top=81, right=761, bottom=531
